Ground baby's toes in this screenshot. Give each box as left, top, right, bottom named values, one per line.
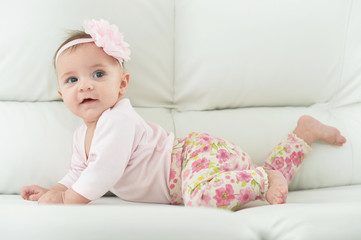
left=274, top=196, right=285, bottom=204
left=336, top=135, right=347, bottom=146
left=281, top=189, right=288, bottom=197
left=275, top=188, right=287, bottom=204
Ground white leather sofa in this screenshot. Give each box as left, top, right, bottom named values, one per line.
left=1, top=0, right=361, bottom=239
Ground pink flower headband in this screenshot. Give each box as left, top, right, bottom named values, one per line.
left=55, top=19, right=131, bottom=66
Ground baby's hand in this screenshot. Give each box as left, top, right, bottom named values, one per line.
left=21, top=185, right=49, bottom=201
left=38, top=190, right=64, bottom=204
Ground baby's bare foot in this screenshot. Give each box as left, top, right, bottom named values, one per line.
left=265, top=170, right=288, bottom=205
left=293, top=115, right=347, bottom=146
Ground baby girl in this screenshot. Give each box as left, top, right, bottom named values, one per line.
left=21, top=19, right=346, bottom=211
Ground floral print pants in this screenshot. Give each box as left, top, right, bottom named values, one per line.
left=169, top=132, right=312, bottom=211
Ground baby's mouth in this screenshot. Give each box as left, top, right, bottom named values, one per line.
left=81, top=98, right=97, bottom=104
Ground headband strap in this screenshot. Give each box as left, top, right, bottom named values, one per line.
left=55, top=38, right=94, bottom=63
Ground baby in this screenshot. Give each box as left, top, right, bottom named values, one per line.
left=21, top=19, right=346, bottom=211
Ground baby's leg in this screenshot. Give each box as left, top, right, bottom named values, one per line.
left=180, top=132, right=268, bottom=211
left=264, top=115, right=346, bottom=204
left=183, top=168, right=268, bottom=211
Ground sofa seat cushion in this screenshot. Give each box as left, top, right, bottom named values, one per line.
left=2, top=185, right=360, bottom=240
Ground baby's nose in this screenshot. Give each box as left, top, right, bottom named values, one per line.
left=79, top=79, right=94, bottom=91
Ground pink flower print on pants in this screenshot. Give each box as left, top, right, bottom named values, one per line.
left=237, top=188, right=256, bottom=205
left=265, top=133, right=311, bottom=184
left=291, top=151, right=304, bottom=167
left=191, top=158, right=210, bottom=173
left=199, top=134, right=212, bottom=145
left=216, top=149, right=230, bottom=163
left=236, top=172, right=253, bottom=183
left=272, top=156, right=285, bottom=170
left=214, top=184, right=236, bottom=207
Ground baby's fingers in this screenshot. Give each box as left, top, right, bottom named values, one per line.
left=21, top=185, right=41, bottom=201
left=29, top=193, right=42, bottom=201
left=20, top=186, right=33, bottom=200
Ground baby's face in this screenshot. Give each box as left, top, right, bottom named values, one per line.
left=56, top=43, right=129, bottom=125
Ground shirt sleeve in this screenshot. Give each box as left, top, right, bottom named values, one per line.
left=58, top=127, right=87, bottom=189
left=71, top=110, right=137, bottom=201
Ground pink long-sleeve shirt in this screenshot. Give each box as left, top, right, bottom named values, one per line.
left=59, top=98, right=175, bottom=203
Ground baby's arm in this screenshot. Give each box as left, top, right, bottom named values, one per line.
left=21, top=183, right=67, bottom=201
left=62, top=189, right=90, bottom=204
left=22, top=183, right=90, bottom=204
left=37, top=188, right=90, bottom=205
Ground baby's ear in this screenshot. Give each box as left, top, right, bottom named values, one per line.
left=122, top=72, right=130, bottom=85
left=119, top=73, right=130, bottom=95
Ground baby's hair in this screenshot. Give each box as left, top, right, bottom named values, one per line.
left=53, top=30, right=91, bottom=67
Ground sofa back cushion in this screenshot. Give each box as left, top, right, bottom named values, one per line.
left=174, top=0, right=361, bottom=110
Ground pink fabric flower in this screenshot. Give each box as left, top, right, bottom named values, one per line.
left=191, top=157, right=210, bottom=173
left=83, top=19, right=131, bottom=64
left=216, top=149, right=230, bottom=163
left=214, top=184, right=235, bottom=207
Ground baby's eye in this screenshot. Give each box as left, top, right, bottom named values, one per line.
left=93, top=71, right=104, bottom=79
left=66, top=77, right=78, bottom=84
